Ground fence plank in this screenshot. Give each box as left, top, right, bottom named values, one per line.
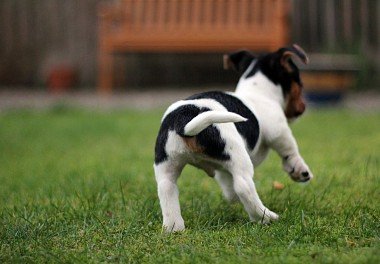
left=343, top=0, right=353, bottom=43
left=360, top=0, right=369, bottom=49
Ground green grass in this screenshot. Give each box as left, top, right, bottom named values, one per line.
left=0, top=107, right=379, bottom=263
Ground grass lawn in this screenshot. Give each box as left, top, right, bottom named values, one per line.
left=0, top=106, right=379, bottom=263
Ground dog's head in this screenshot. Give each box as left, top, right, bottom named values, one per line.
left=224, top=44, right=309, bottom=120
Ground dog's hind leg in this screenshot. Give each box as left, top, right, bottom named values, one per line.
left=154, top=161, right=185, bottom=232
left=215, top=170, right=239, bottom=203
left=228, top=152, right=279, bottom=223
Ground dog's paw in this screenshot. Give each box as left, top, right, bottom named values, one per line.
left=283, top=155, right=313, bottom=182
left=163, top=218, right=185, bottom=233
left=252, top=207, right=279, bottom=224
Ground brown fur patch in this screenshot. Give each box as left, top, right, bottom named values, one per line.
left=285, top=82, right=305, bottom=118
left=183, top=137, right=204, bottom=153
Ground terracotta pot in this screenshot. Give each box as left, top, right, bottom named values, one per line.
left=47, top=66, right=77, bottom=93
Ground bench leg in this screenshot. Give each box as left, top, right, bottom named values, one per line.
left=98, top=51, right=114, bottom=94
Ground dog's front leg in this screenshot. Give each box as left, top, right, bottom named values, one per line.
left=267, top=125, right=313, bottom=182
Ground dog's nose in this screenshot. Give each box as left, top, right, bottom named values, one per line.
left=297, top=103, right=306, bottom=115
left=296, top=106, right=305, bottom=116
left=300, top=171, right=311, bottom=182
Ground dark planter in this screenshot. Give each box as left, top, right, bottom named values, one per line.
left=300, top=54, right=359, bottom=105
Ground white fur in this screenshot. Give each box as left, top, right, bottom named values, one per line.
left=155, top=68, right=313, bottom=232
left=184, top=111, right=247, bottom=136
left=236, top=71, right=312, bottom=182
left=162, top=99, right=227, bottom=120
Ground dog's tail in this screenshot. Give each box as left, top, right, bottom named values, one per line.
left=183, top=111, right=247, bottom=136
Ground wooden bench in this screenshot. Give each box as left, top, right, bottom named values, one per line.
left=98, top=0, right=290, bottom=93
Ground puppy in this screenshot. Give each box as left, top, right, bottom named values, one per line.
left=154, top=44, right=313, bottom=232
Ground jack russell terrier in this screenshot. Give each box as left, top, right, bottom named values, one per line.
left=154, top=44, right=313, bottom=232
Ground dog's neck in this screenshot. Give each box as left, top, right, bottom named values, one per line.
left=235, top=70, right=286, bottom=109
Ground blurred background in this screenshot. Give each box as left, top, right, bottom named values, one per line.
left=0, top=0, right=379, bottom=108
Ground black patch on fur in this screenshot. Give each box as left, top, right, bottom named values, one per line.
left=154, top=104, right=230, bottom=164
left=227, top=50, right=256, bottom=75
left=245, top=52, right=302, bottom=96
left=187, top=92, right=260, bottom=150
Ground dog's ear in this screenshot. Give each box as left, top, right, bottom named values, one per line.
left=223, top=50, right=255, bottom=75
left=278, top=44, right=309, bottom=71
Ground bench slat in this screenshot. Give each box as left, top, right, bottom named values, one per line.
left=191, top=0, right=202, bottom=30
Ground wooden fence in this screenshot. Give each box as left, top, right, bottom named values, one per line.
left=0, top=0, right=101, bottom=86
left=0, top=0, right=379, bottom=87
left=292, top=0, right=379, bottom=54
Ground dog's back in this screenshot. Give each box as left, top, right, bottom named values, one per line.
left=154, top=91, right=259, bottom=166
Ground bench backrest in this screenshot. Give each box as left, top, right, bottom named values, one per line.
left=120, top=0, right=285, bottom=31
left=109, top=0, right=289, bottom=51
